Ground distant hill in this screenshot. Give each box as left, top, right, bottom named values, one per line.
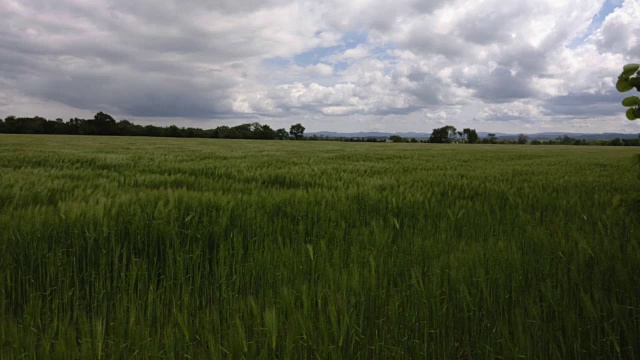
left=492, top=132, right=640, bottom=141
left=308, top=131, right=640, bottom=141
left=308, top=131, right=429, bottom=138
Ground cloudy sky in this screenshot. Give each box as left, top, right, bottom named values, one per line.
left=1, top=0, right=639, bottom=133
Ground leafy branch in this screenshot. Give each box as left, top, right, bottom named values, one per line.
left=616, top=63, right=640, bottom=120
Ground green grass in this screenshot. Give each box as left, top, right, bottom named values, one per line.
left=0, top=134, right=639, bottom=359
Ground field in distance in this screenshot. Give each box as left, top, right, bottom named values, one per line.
left=0, top=134, right=639, bottom=358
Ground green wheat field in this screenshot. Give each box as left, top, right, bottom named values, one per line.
left=1, top=134, right=639, bottom=359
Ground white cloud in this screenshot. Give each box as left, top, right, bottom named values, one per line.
left=324, top=44, right=371, bottom=64
left=292, top=63, right=334, bottom=76
left=591, top=0, right=640, bottom=55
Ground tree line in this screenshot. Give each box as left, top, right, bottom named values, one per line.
left=0, top=112, right=306, bottom=140
left=1, top=113, right=638, bottom=146
left=424, top=126, right=639, bottom=146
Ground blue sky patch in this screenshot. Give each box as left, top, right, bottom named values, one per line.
left=262, top=30, right=399, bottom=71
left=262, top=30, right=371, bottom=68
left=569, top=0, right=622, bottom=48
left=293, top=45, right=344, bottom=66
left=294, top=30, right=369, bottom=66
left=342, top=30, right=369, bottom=47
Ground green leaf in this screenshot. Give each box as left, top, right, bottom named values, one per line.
left=626, top=108, right=637, bottom=120
left=617, top=78, right=633, bottom=92
left=622, top=96, right=640, bottom=107
left=623, top=64, right=640, bottom=76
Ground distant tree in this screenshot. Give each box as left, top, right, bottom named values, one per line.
left=610, top=138, right=623, bottom=146
left=224, top=127, right=241, bottom=139
left=487, top=133, right=497, bottom=144
left=3, top=115, right=16, bottom=134
left=389, top=135, right=408, bottom=143
left=116, top=119, right=135, bottom=136
left=276, top=128, right=289, bottom=140
left=43, top=118, right=66, bottom=134
left=258, top=124, right=277, bottom=139
left=463, top=128, right=479, bottom=143
left=0, top=114, right=302, bottom=141
left=182, top=127, right=195, bottom=138
left=616, top=64, right=640, bottom=120
left=167, top=125, right=182, bottom=137
left=6, top=116, right=48, bottom=134
left=429, top=125, right=457, bottom=143
left=290, top=123, right=305, bottom=140
left=410, top=137, right=418, bottom=143
left=531, top=140, right=542, bottom=145
left=144, top=124, right=165, bottom=137
left=213, top=125, right=229, bottom=138
left=94, top=112, right=115, bottom=123
left=517, top=134, right=529, bottom=144
left=230, top=123, right=253, bottom=138
left=557, top=135, right=576, bottom=145
left=92, top=112, right=117, bottom=135
left=0, top=117, right=5, bottom=133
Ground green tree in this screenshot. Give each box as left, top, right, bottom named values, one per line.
left=167, top=125, right=182, bottom=137
left=230, top=123, right=253, bottom=138
left=92, top=112, right=117, bottom=135
left=429, top=125, right=457, bottom=143
left=94, top=112, right=115, bottom=123
left=463, top=128, right=479, bottom=143
left=389, top=135, right=408, bottom=143
left=557, top=135, right=576, bottom=145
left=289, top=123, right=305, bottom=140
left=275, top=128, right=289, bottom=140
left=487, top=133, right=497, bottom=144
left=617, top=64, right=640, bottom=120
left=258, top=124, right=277, bottom=139
left=517, top=134, right=529, bottom=144
left=214, top=125, right=231, bottom=138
